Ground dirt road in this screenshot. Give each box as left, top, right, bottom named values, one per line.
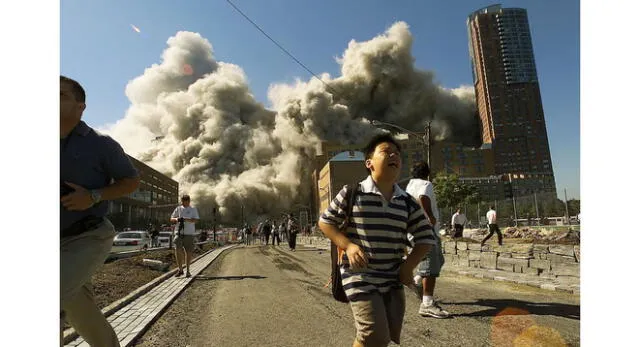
left=135, top=244, right=579, bottom=346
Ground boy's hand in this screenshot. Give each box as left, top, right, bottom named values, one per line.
left=398, top=261, right=415, bottom=287
left=346, top=243, right=368, bottom=269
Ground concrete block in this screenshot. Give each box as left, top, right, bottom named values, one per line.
left=468, top=250, right=481, bottom=261
left=574, top=245, right=580, bottom=263
left=529, top=259, right=551, bottom=271
left=456, top=242, right=468, bottom=251
left=469, top=260, right=481, bottom=268
left=549, top=254, right=578, bottom=266
left=525, top=267, right=540, bottom=275
left=499, top=243, right=534, bottom=254
left=444, top=242, right=457, bottom=254
left=551, top=262, right=580, bottom=277
left=458, top=253, right=470, bottom=267
left=497, top=259, right=514, bottom=272
left=549, top=245, right=575, bottom=257
left=533, top=244, right=549, bottom=253
left=467, top=243, right=482, bottom=251
left=480, top=252, right=497, bottom=269
left=443, top=253, right=455, bottom=264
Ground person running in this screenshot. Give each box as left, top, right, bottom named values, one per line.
left=481, top=206, right=503, bottom=246
left=60, top=76, right=140, bottom=347
left=319, top=134, right=435, bottom=347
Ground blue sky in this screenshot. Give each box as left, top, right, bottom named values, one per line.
left=61, top=0, right=580, bottom=200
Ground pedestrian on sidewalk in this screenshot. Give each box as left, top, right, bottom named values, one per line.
left=262, top=219, right=272, bottom=246
left=150, top=223, right=160, bottom=247
left=170, top=195, right=200, bottom=277
left=272, top=221, right=281, bottom=246
left=319, top=134, right=434, bottom=347
left=60, top=76, right=140, bottom=347
left=451, top=208, right=467, bottom=239
left=481, top=206, right=503, bottom=246
left=405, top=162, right=451, bottom=319
left=287, top=214, right=299, bottom=251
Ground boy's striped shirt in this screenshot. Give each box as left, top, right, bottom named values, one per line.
left=320, top=175, right=436, bottom=301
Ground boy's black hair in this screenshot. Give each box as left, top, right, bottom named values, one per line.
left=363, top=134, right=402, bottom=173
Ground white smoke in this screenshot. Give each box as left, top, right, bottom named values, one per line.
left=102, top=22, right=476, bottom=223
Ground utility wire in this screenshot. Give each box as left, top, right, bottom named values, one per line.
left=224, top=0, right=339, bottom=95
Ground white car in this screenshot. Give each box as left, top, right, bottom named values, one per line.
left=158, top=231, right=173, bottom=248
left=112, top=231, right=152, bottom=253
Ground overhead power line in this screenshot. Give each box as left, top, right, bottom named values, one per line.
left=224, top=0, right=339, bottom=95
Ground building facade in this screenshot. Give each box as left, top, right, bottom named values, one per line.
left=467, top=4, right=556, bottom=195
left=106, top=155, right=179, bottom=231
left=317, top=151, right=367, bottom=218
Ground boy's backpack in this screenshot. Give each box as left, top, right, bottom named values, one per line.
left=330, top=183, right=360, bottom=303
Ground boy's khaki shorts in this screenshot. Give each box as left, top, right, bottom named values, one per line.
left=349, top=287, right=406, bottom=346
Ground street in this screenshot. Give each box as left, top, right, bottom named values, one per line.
left=134, top=244, right=579, bottom=347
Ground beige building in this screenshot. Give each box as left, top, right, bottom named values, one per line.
left=107, top=155, right=179, bottom=231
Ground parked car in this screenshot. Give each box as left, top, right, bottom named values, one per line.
left=158, top=231, right=173, bottom=248
left=111, top=231, right=152, bottom=253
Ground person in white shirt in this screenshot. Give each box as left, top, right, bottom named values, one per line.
left=451, top=209, right=467, bottom=238
left=405, top=162, right=450, bottom=319
left=170, top=195, right=200, bottom=277
left=481, top=206, right=502, bottom=246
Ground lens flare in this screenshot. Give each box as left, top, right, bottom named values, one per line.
left=130, top=24, right=141, bottom=33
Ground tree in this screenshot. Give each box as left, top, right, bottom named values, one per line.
left=433, top=173, right=480, bottom=211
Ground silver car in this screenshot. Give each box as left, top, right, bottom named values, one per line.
left=112, top=231, right=152, bottom=253
left=158, top=231, right=173, bottom=248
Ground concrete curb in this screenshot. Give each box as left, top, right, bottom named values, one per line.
left=63, top=243, right=231, bottom=344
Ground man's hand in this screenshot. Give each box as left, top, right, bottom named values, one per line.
left=398, top=261, right=415, bottom=287
left=60, top=182, right=94, bottom=211
left=346, top=243, right=368, bottom=269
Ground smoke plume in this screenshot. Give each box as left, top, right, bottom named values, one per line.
left=103, top=22, right=477, bottom=223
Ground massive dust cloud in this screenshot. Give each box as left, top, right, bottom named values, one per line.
left=104, top=21, right=477, bottom=222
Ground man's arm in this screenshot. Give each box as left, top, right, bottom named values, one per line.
left=419, top=195, right=437, bottom=226
left=99, top=177, right=140, bottom=201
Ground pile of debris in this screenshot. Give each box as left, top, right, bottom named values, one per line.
left=459, top=227, right=580, bottom=244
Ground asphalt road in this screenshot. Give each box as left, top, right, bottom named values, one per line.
left=134, top=244, right=579, bottom=347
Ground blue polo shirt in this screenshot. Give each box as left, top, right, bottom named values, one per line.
left=60, top=121, right=138, bottom=232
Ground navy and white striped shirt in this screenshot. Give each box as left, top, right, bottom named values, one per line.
left=320, top=175, right=436, bottom=301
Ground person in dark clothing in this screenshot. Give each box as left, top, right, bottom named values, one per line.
left=262, top=219, right=272, bottom=246
left=150, top=223, right=160, bottom=247
left=287, top=214, right=299, bottom=251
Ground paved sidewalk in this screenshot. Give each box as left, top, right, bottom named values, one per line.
left=64, top=244, right=237, bottom=347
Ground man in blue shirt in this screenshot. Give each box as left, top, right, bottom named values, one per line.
left=60, top=76, right=140, bottom=347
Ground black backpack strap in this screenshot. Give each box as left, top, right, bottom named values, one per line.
left=338, top=182, right=360, bottom=231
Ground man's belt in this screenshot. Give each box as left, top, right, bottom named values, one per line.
left=61, top=216, right=105, bottom=238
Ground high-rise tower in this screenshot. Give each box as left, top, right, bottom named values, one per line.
left=467, top=4, right=556, bottom=196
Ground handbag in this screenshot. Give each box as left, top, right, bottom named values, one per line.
left=330, top=183, right=359, bottom=303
